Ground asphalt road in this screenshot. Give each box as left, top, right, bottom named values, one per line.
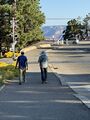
left=48, top=43, right=90, bottom=108
left=49, top=43, right=90, bottom=83
left=0, top=47, right=90, bottom=120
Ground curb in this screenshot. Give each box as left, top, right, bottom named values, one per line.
left=69, top=85, right=90, bottom=109
left=0, top=84, right=5, bottom=92
left=48, top=64, right=67, bottom=86
left=39, top=44, right=51, bottom=48
left=21, top=43, right=51, bottom=52
left=74, top=94, right=90, bottom=109
left=21, top=46, right=37, bottom=53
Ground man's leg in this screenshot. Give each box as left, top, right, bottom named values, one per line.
left=41, top=68, right=44, bottom=83
left=19, top=69, right=23, bottom=85
left=23, top=68, right=26, bottom=83
left=44, top=68, right=47, bottom=83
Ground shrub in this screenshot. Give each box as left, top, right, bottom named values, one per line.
left=4, top=52, right=20, bottom=58
left=0, top=74, right=3, bottom=84
left=4, top=70, right=14, bottom=80
left=0, top=64, right=19, bottom=85
left=0, top=62, right=9, bottom=67
left=5, top=51, right=14, bottom=58
left=15, top=52, right=20, bottom=57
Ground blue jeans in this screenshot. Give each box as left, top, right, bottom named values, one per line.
left=40, top=68, right=47, bottom=82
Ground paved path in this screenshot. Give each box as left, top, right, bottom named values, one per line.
left=0, top=49, right=90, bottom=120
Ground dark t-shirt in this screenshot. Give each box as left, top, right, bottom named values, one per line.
left=17, top=55, right=27, bottom=69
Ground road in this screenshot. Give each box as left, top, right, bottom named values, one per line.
left=48, top=42, right=90, bottom=108
left=49, top=43, right=90, bottom=77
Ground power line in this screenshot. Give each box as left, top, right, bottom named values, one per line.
left=46, top=18, right=76, bottom=20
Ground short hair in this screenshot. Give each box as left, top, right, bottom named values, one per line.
left=21, top=51, right=24, bottom=55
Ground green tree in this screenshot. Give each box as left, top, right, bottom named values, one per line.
left=63, top=18, right=83, bottom=41
left=16, top=0, right=45, bottom=48
left=0, top=0, right=45, bottom=54
left=0, top=0, right=13, bottom=54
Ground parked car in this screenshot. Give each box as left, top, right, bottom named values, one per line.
left=66, top=37, right=79, bottom=45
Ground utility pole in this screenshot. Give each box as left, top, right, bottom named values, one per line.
left=12, top=17, right=15, bottom=52
left=12, top=0, right=17, bottom=58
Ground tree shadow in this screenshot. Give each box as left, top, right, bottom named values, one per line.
left=59, top=73, right=90, bottom=87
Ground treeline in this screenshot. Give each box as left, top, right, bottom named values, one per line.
left=0, top=0, right=45, bottom=51
left=63, top=13, right=90, bottom=40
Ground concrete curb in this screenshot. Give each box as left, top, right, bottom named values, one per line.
left=48, top=64, right=67, bottom=86
left=21, top=46, right=37, bottom=53
left=69, top=85, right=90, bottom=109
left=0, top=85, right=5, bottom=92
left=74, top=94, right=90, bottom=109
left=39, top=44, right=51, bottom=48
left=21, top=43, right=51, bottom=52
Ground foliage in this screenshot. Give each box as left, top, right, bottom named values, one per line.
left=0, top=64, right=19, bottom=84
left=4, top=51, right=20, bottom=58
left=15, top=0, right=45, bottom=48
left=64, top=19, right=85, bottom=40
left=0, top=0, right=45, bottom=53
left=0, top=61, right=9, bottom=67
left=64, top=13, right=90, bottom=41
left=0, top=1, right=13, bottom=54
left=4, top=51, right=14, bottom=57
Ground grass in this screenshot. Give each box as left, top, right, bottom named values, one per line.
left=0, top=65, right=19, bottom=85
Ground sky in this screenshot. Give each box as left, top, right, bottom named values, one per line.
left=40, top=0, right=90, bottom=26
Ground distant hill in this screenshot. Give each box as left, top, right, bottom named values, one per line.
left=42, top=25, right=66, bottom=40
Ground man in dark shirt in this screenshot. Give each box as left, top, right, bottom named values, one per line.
left=15, top=51, right=28, bottom=85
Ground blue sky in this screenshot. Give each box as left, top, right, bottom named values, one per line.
left=40, top=0, right=90, bottom=26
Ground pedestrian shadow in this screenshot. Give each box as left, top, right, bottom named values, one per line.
left=6, top=71, right=61, bottom=87
left=26, top=71, right=61, bottom=86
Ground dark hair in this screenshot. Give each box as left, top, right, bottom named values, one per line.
left=21, top=51, right=24, bottom=55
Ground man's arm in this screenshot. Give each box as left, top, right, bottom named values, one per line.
left=26, top=61, right=28, bottom=70
left=15, top=57, right=19, bottom=68
left=25, top=57, right=28, bottom=70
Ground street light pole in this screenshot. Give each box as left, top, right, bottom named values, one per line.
left=12, top=17, right=15, bottom=52
left=12, top=0, right=16, bottom=57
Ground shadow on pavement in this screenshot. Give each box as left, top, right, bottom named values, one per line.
left=60, top=73, right=90, bottom=85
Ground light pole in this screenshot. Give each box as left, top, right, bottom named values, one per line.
left=12, top=0, right=17, bottom=58
left=12, top=17, right=15, bottom=52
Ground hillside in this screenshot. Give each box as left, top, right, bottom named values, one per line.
left=42, top=25, right=66, bottom=40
